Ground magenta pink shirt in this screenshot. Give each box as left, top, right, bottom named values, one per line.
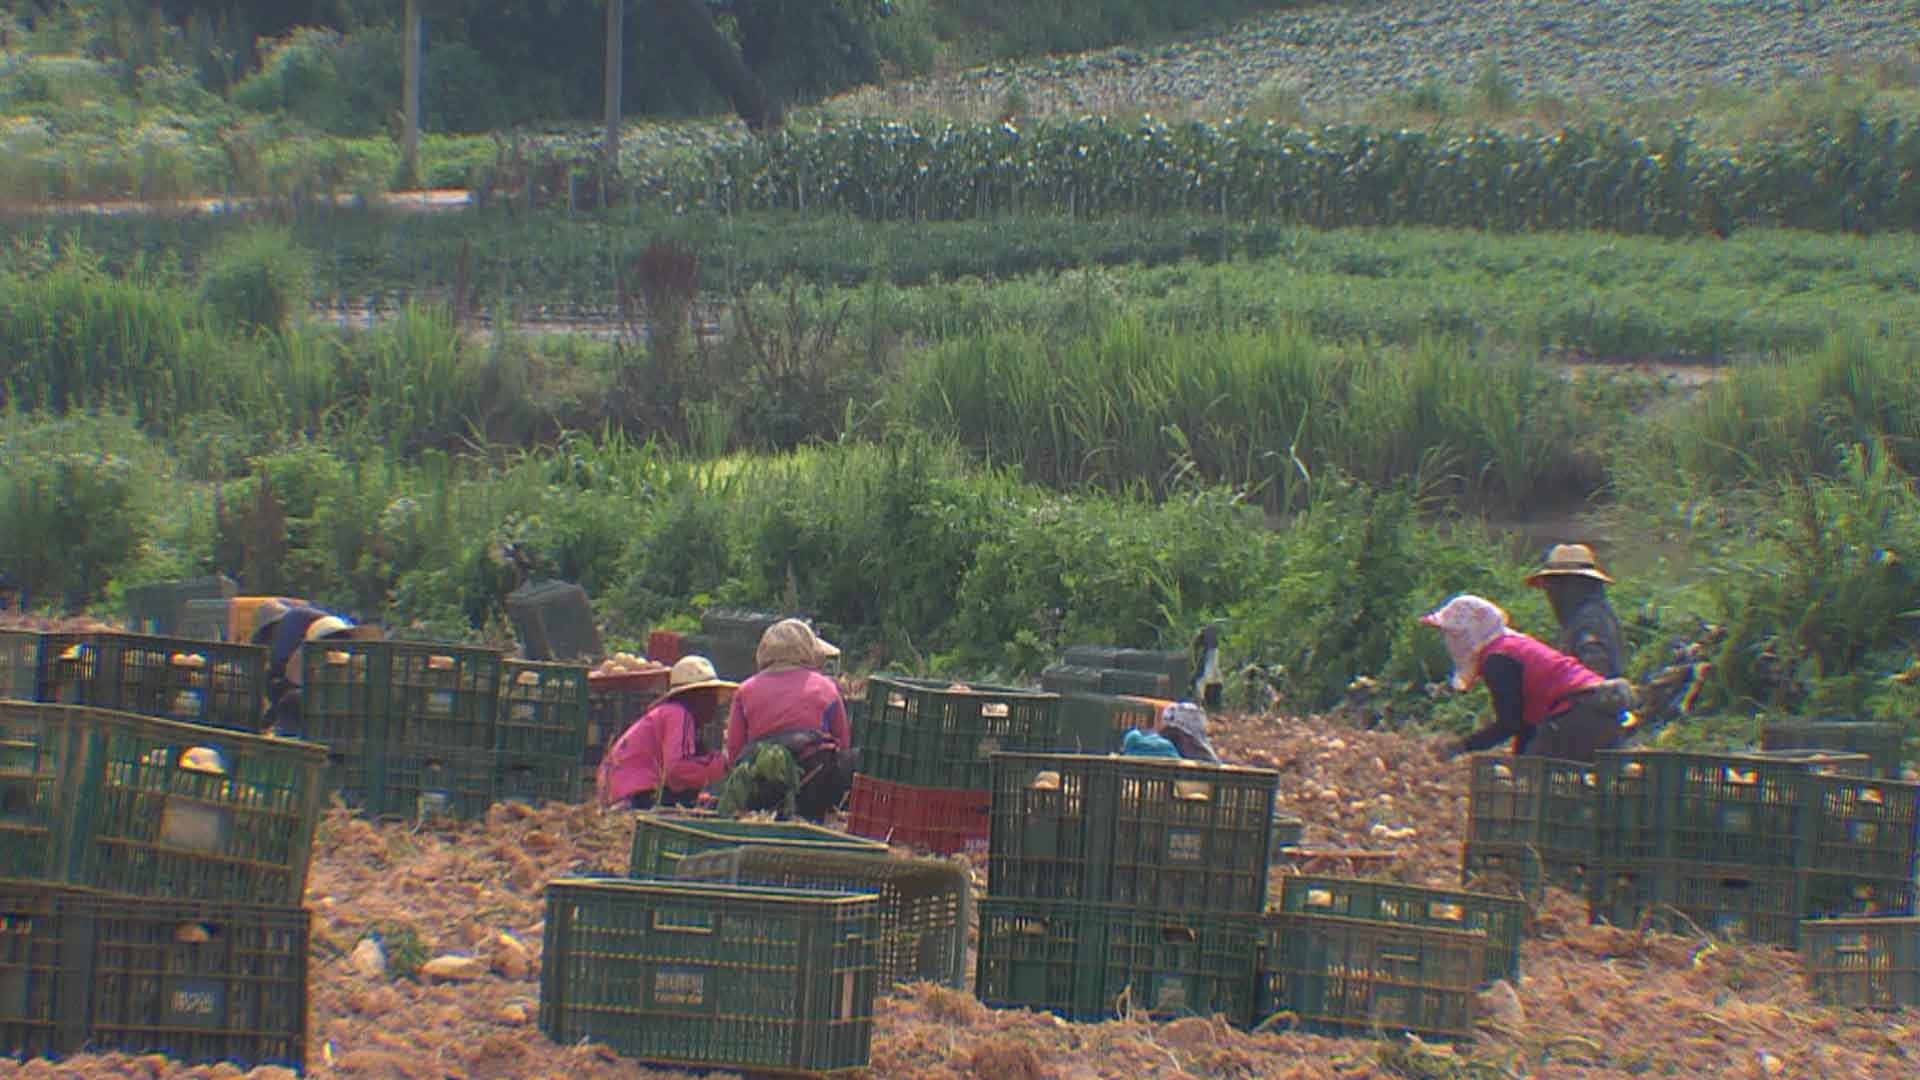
left=1479, top=631, right=1604, bottom=728
left=726, top=668, right=848, bottom=760
left=596, top=699, right=727, bottom=805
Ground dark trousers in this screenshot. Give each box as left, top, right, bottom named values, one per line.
left=629, top=787, right=701, bottom=811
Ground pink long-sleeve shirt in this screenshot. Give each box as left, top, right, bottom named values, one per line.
left=596, top=699, right=727, bottom=806
left=725, top=668, right=848, bottom=760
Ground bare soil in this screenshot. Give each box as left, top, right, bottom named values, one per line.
left=3, top=704, right=1914, bottom=1080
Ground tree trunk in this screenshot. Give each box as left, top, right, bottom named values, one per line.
left=652, top=0, right=783, bottom=133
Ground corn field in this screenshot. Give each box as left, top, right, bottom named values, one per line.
left=653, top=117, right=1920, bottom=234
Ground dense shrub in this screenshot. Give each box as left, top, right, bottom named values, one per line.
left=0, top=450, right=151, bottom=610
left=200, top=227, right=315, bottom=332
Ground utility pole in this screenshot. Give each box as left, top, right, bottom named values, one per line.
left=605, top=0, right=624, bottom=169
left=403, top=0, right=423, bottom=186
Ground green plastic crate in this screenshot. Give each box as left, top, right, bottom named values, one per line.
left=1274, top=875, right=1524, bottom=986
left=1595, top=748, right=1867, bottom=870
left=540, top=877, right=878, bottom=1075
left=0, top=703, right=78, bottom=883
left=1462, top=840, right=1587, bottom=899
left=975, top=899, right=1259, bottom=1025
left=988, top=752, right=1278, bottom=913
left=1056, top=693, right=1157, bottom=755
left=71, top=891, right=309, bottom=1071
left=0, top=885, right=87, bottom=1060
left=675, top=845, right=971, bottom=991
left=1587, top=859, right=1804, bottom=946
left=498, top=660, right=591, bottom=759
left=1038, top=664, right=1105, bottom=694
left=359, top=748, right=497, bottom=822
left=628, top=812, right=887, bottom=879
left=496, top=752, right=585, bottom=808
left=64, top=708, right=328, bottom=906
left=1802, top=916, right=1920, bottom=1009
left=1804, top=773, right=1919, bottom=883
left=1467, top=754, right=1596, bottom=864
left=862, top=677, right=1061, bottom=790
left=1762, top=719, right=1906, bottom=779
left=92, top=633, right=268, bottom=733
left=0, top=632, right=106, bottom=705
left=121, top=576, right=236, bottom=637
left=1259, top=913, right=1486, bottom=1040
left=386, top=642, right=506, bottom=752
left=1800, top=870, right=1916, bottom=922
left=298, top=641, right=388, bottom=760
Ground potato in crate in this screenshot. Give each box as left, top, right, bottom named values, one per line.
left=499, top=660, right=591, bottom=760
left=1595, top=748, right=1865, bottom=870
left=387, top=642, right=506, bottom=752
left=540, top=878, right=878, bottom=1075
left=862, top=676, right=1060, bottom=790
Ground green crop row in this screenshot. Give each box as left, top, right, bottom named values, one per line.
left=652, top=117, right=1920, bottom=234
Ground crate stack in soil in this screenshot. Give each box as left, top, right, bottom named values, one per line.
left=300, top=640, right=593, bottom=820
left=977, top=751, right=1277, bottom=1028
left=846, top=677, right=1065, bottom=855
left=1461, top=754, right=1598, bottom=897
left=1, top=701, right=321, bottom=1071
left=1760, top=719, right=1908, bottom=779
left=1588, top=748, right=1919, bottom=947
left=2, top=629, right=269, bottom=734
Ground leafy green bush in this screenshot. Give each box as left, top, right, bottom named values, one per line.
left=0, top=450, right=151, bottom=610
left=200, top=227, right=315, bottom=332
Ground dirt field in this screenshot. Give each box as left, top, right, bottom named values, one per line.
left=4, top=706, right=1915, bottom=1080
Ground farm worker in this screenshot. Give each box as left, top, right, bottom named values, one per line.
left=250, top=600, right=381, bottom=735
left=1159, top=700, right=1222, bottom=762
left=1524, top=543, right=1626, bottom=679
left=721, top=618, right=857, bottom=820
left=1120, top=720, right=1181, bottom=759
left=596, top=655, right=736, bottom=810
left=1421, top=594, right=1634, bottom=764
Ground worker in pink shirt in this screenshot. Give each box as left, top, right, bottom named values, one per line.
left=596, top=655, right=736, bottom=809
left=724, top=619, right=857, bottom=819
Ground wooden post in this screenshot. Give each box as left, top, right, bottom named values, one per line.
left=604, top=0, right=624, bottom=167
left=403, top=0, right=423, bottom=186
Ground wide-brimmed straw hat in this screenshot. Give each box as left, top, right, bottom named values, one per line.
left=1524, top=543, right=1614, bottom=587
left=657, top=655, right=737, bottom=704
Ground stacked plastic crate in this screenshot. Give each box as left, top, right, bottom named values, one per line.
left=536, top=811, right=893, bottom=1073
left=977, top=751, right=1278, bottom=1026
left=0, top=628, right=269, bottom=734
left=1589, top=748, right=1919, bottom=947
left=847, top=677, right=1064, bottom=855
left=1, top=701, right=323, bottom=1070
left=1461, top=754, right=1598, bottom=896
left=300, top=640, right=591, bottom=819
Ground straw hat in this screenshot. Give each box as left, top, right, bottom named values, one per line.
left=657, top=655, right=738, bottom=704
left=1524, top=543, right=1614, bottom=587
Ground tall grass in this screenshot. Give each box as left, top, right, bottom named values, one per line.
left=893, top=314, right=1594, bottom=513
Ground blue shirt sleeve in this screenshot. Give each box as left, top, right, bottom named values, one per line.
left=1121, top=729, right=1182, bottom=759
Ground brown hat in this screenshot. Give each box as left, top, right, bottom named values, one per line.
left=656, top=655, right=737, bottom=704
left=1524, top=543, right=1613, bottom=587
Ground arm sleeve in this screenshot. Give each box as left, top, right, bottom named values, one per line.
left=664, top=707, right=728, bottom=791
left=825, top=693, right=849, bottom=748
left=725, top=693, right=747, bottom=761
left=1459, top=655, right=1528, bottom=753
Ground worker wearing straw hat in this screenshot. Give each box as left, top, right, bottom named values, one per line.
left=596, top=655, right=737, bottom=810
left=1524, top=543, right=1626, bottom=679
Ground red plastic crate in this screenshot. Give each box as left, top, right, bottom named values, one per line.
left=846, top=774, right=988, bottom=856
left=646, top=630, right=685, bottom=667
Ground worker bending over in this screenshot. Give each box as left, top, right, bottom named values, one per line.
left=1422, top=593, right=1634, bottom=764
left=596, top=655, right=734, bottom=810
left=721, top=619, right=857, bottom=820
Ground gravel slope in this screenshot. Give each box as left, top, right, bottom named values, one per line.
left=837, top=0, right=1920, bottom=117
